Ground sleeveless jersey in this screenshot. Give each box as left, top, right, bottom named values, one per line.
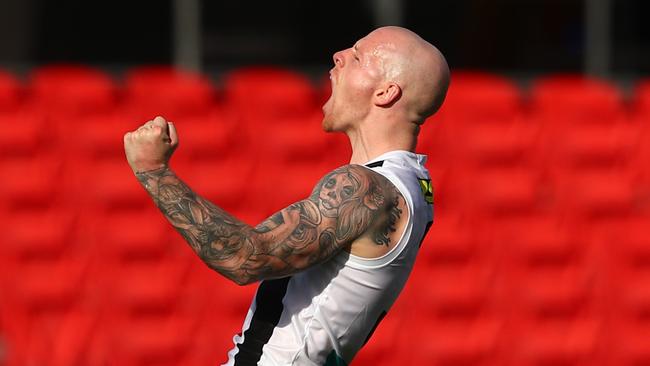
left=223, top=150, right=434, bottom=366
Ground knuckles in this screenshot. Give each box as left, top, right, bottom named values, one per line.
left=124, top=117, right=170, bottom=148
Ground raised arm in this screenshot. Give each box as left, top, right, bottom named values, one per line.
left=124, top=117, right=403, bottom=285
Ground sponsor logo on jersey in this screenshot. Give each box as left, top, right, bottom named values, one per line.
left=418, top=178, right=433, bottom=204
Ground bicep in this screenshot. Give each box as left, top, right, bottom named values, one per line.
left=252, top=199, right=341, bottom=277
left=250, top=164, right=394, bottom=279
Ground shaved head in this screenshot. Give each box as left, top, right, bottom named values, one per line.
left=323, top=26, right=449, bottom=133
left=366, top=26, right=450, bottom=123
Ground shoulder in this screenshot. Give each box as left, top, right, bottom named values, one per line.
left=306, top=164, right=407, bottom=250
left=311, top=164, right=399, bottom=200
left=309, top=164, right=403, bottom=221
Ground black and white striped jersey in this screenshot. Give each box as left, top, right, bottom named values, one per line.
left=223, top=150, right=434, bottom=366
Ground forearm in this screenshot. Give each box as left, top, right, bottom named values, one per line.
left=135, top=166, right=258, bottom=284
left=132, top=164, right=396, bottom=285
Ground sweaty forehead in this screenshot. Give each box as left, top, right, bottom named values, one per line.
left=356, top=33, right=399, bottom=56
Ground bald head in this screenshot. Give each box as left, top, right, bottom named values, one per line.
left=322, top=26, right=449, bottom=134
left=365, top=26, right=450, bottom=123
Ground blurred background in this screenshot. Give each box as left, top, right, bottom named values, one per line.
left=0, top=0, right=649, bottom=365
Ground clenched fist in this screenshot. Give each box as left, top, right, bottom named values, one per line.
left=124, top=116, right=179, bottom=173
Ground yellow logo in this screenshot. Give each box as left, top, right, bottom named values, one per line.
left=418, top=179, right=433, bottom=204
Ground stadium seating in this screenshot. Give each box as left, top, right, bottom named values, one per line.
left=170, top=108, right=243, bottom=164
left=465, top=167, right=546, bottom=217
left=1, top=208, right=76, bottom=260
left=539, top=120, right=641, bottom=170
left=123, top=65, right=217, bottom=121
left=632, top=78, right=650, bottom=117
left=530, top=74, right=625, bottom=126
left=419, top=211, right=477, bottom=265
left=0, top=70, right=22, bottom=111
left=0, top=65, right=648, bottom=365
left=0, top=110, right=50, bottom=158
left=553, top=168, right=641, bottom=219
left=70, top=111, right=135, bottom=162
left=95, top=210, right=172, bottom=261
left=442, top=71, right=523, bottom=124
left=222, top=66, right=319, bottom=121
left=29, top=64, right=117, bottom=116
left=351, top=311, right=412, bottom=366
left=0, top=155, right=65, bottom=211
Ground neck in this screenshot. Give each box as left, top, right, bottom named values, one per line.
left=345, top=119, right=418, bottom=165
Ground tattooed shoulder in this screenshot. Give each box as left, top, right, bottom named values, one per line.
left=308, top=164, right=404, bottom=247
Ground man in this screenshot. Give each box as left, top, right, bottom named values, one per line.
left=124, top=26, right=449, bottom=366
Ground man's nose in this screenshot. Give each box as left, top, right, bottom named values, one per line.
left=333, top=50, right=344, bottom=68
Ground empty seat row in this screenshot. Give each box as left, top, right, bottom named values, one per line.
left=2, top=67, right=650, bottom=120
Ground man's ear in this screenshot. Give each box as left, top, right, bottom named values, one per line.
left=373, top=82, right=402, bottom=107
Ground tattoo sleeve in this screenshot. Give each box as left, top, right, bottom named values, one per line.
left=135, top=164, right=403, bottom=285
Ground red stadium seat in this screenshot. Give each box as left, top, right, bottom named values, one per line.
left=0, top=69, right=23, bottom=111
left=538, top=119, right=641, bottom=170
left=187, top=264, right=257, bottom=318
left=608, top=322, right=650, bottom=366
left=351, top=312, right=412, bottom=366
left=0, top=110, right=51, bottom=157
left=452, top=119, right=539, bottom=168
left=409, top=317, right=502, bottom=366
left=95, top=210, right=172, bottom=261
left=0, top=156, right=65, bottom=211
left=511, top=263, right=598, bottom=320
left=187, top=306, right=252, bottom=366
left=170, top=108, right=245, bottom=164
left=552, top=169, right=640, bottom=219
left=599, top=217, right=650, bottom=320
left=48, top=311, right=98, bottom=366
left=496, top=215, right=583, bottom=269
left=2, top=308, right=100, bottom=366
left=84, top=160, right=150, bottom=212
left=530, top=74, right=625, bottom=126
left=421, top=71, right=526, bottom=172
left=123, top=65, right=217, bottom=120
left=2, top=256, right=89, bottom=311
left=223, top=66, right=318, bottom=121
left=415, top=262, right=498, bottom=321
left=420, top=212, right=477, bottom=265
left=253, top=112, right=349, bottom=165
left=1, top=208, right=76, bottom=260
left=507, top=317, right=603, bottom=366
left=441, top=71, right=523, bottom=124
left=417, top=113, right=452, bottom=168
left=176, top=158, right=257, bottom=213
left=105, top=311, right=199, bottom=366
left=29, top=64, right=117, bottom=115
left=630, top=122, right=650, bottom=220
left=609, top=218, right=650, bottom=270
left=465, top=168, right=546, bottom=217
left=71, top=111, right=135, bottom=162
left=108, top=258, right=192, bottom=312
left=249, top=160, right=335, bottom=216
left=632, top=78, right=650, bottom=117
